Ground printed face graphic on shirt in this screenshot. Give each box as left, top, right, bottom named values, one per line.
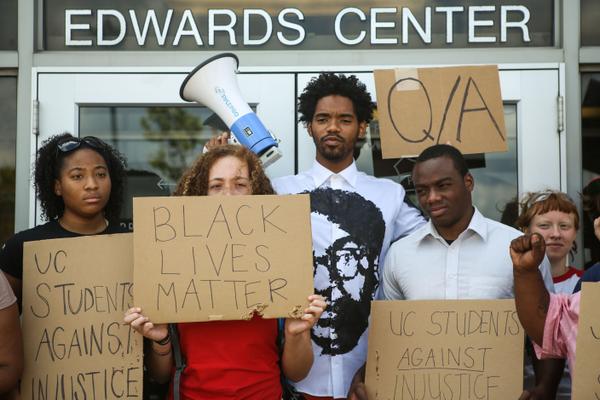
left=308, top=188, right=385, bottom=356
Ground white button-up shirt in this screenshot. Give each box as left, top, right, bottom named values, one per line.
left=273, top=161, right=425, bottom=398
left=382, top=207, right=554, bottom=301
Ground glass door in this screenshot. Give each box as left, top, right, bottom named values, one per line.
left=34, top=70, right=296, bottom=228
left=34, top=65, right=563, bottom=228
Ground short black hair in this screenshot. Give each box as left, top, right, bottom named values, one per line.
left=298, top=73, right=375, bottom=124
left=34, top=133, right=127, bottom=222
left=415, top=144, right=469, bottom=177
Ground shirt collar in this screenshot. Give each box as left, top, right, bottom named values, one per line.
left=467, top=207, right=488, bottom=240
left=308, top=160, right=358, bottom=189
left=415, top=206, right=488, bottom=243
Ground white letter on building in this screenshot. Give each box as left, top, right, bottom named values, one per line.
left=97, top=10, right=126, bottom=46
left=209, top=9, right=237, bottom=46
left=501, top=6, right=531, bottom=42
left=435, top=6, right=464, bottom=43
left=371, top=7, right=398, bottom=45
left=402, top=7, right=431, bottom=44
left=129, top=9, right=173, bottom=46
left=244, top=9, right=272, bottom=45
left=334, top=8, right=366, bottom=45
left=65, top=9, right=92, bottom=46
left=277, top=8, right=305, bottom=46
left=174, top=9, right=203, bottom=46
left=468, top=6, right=496, bottom=43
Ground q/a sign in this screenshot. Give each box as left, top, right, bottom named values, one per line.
left=374, top=65, right=508, bottom=158
left=60, top=3, right=550, bottom=50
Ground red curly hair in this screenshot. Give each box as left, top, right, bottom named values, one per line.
left=516, top=190, right=580, bottom=232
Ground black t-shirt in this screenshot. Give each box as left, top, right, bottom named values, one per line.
left=0, top=219, right=128, bottom=280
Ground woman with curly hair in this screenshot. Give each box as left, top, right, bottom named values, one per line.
left=125, top=144, right=326, bottom=400
left=0, top=133, right=128, bottom=307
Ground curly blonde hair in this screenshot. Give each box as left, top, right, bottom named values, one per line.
left=174, top=145, right=275, bottom=196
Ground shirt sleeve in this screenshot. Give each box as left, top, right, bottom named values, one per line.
left=0, top=234, right=24, bottom=280
left=0, top=272, right=16, bottom=310
left=381, top=245, right=405, bottom=300
left=533, top=292, right=580, bottom=370
left=392, top=185, right=425, bottom=242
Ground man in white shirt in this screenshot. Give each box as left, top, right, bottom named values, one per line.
left=272, top=73, right=425, bottom=399
left=347, top=144, right=555, bottom=399
left=382, top=144, right=553, bottom=301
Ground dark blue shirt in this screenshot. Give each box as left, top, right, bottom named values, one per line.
left=573, top=262, right=600, bottom=293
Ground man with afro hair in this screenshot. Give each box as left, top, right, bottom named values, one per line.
left=273, top=73, right=425, bottom=399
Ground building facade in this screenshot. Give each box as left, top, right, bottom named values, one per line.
left=1, top=0, right=599, bottom=266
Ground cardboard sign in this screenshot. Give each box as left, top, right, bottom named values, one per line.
left=374, top=65, right=508, bottom=158
left=572, top=282, right=600, bottom=399
left=366, top=299, right=524, bottom=400
left=21, top=234, right=142, bottom=400
left=133, top=194, right=314, bottom=323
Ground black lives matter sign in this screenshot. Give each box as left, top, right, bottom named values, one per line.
left=132, top=194, right=314, bottom=323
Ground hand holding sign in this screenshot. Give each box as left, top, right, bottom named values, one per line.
left=123, top=307, right=168, bottom=343
left=133, top=194, right=314, bottom=323
left=285, top=294, right=327, bottom=336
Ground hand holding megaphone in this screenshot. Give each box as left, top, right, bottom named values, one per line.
left=180, top=53, right=282, bottom=168
left=203, top=131, right=231, bottom=152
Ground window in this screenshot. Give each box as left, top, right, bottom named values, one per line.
left=0, top=0, right=17, bottom=50
left=80, top=105, right=234, bottom=230
left=582, top=0, right=600, bottom=46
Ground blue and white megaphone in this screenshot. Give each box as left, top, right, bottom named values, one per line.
left=180, top=53, right=282, bottom=168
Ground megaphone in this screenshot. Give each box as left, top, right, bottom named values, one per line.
left=180, top=53, right=282, bottom=168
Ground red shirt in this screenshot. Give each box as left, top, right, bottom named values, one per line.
left=173, top=316, right=282, bottom=399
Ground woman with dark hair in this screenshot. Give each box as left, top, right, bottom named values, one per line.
left=0, top=133, right=128, bottom=306
left=125, top=144, right=326, bottom=400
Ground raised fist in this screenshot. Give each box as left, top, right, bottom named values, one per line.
left=510, top=233, right=546, bottom=273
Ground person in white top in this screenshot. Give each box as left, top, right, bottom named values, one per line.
left=516, top=191, right=582, bottom=294
left=515, top=190, right=583, bottom=400
left=272, top=73, right=425, bottom=399
left=347, top=144, right=554, bottom=400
